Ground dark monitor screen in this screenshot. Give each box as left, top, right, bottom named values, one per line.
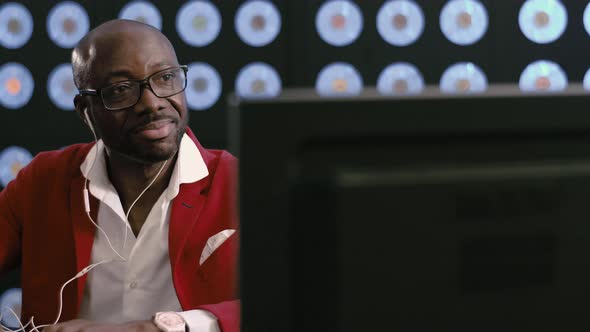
left=231, top=87, right=590, bottom=331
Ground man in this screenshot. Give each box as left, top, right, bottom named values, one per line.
left=0, top=20, right=239, bottom=332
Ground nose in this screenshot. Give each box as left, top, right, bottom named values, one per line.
left=134, top=83, right=167, bottom=115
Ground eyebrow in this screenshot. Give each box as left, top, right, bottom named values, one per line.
left=154, top=62, right=176, bottom=69
left=103, top=63, right=178, bottom=83
left=103, top=70, right=135, bottom=85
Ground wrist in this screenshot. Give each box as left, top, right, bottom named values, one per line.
left=121, top=320, right=162, bottom=332
left=145, top=320, right=164, bottom=331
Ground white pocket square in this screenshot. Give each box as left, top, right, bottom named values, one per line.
left=199, top=229, right=236, bottom=266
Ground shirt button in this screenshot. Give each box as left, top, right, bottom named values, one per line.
left=129, top=281, right=138, bottom=289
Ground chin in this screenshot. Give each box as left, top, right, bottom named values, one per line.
left=137, top=142, right=178, bottom=163
left=113, top=127, right=185, bottom=163
left=112, top=138, right=177, bottom=164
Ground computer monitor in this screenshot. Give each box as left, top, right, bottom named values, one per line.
left=231, top=86, right=590, bottom=332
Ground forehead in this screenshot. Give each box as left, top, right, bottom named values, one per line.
left=89, top=29, right=178, bottom=84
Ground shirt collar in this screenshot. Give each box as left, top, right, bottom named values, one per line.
left=80, top=133, right=209, bottom=201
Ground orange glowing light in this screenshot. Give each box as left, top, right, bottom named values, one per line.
left=11, top=162, right=23, bottom=177
left=393, top=79, right=409, bottom=93
left=534, top=11, right=550, bottom=28
left=331, top=14, right=346, bottom=30
left=455, top=79, right=471, bottom=92
left=535, top=76, right=551, bottom=90
left=251, top=15, right=266, bottom=31
left=393, top=14, right=408, bottom=30
left=332, top=79, right=348, bottom=92
left=457, top=12, right=472, bottom=29
left=5, top=78, right=22, bottom=96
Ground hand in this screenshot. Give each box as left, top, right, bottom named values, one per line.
left=42, top=319, right=161, bottom=332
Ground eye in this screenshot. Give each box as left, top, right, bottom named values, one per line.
left=111, top=84, right=132, bottom=95
left=160, top=73, right=175, bottom=81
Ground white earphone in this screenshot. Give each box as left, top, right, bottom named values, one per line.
left=83, top=108, right=97, bottom=214
left=83, top=108, right=97, bottom=140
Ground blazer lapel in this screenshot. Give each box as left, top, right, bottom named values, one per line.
left=69, top=173, right=98, bottom=317
left=168, top=179, right=208, bottom=309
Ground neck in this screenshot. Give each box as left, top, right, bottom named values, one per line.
left=106, top=150, right=177, bottom=213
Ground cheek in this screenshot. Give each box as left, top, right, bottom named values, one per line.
left=167, top=95, right=189, bottom=121
left=95, top=111, right=127, bottom=138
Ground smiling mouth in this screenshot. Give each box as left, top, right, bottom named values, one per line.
left=134, top=119, right=176, bottom=140
left=136, top=119, right=173, bottom=131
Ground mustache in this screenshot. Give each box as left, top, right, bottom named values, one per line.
left=131, top=115, right=178, bottom=132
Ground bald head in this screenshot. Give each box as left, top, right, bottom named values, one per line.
left=72, top=19, right=177, bottom=89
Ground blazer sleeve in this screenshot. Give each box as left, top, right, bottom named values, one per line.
left=0, top=162, right=32, bottom=273
left=197, top=300, right=241, bottom=332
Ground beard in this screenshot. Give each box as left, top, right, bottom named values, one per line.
left=106, top=119, right=187, bottom=165
left=131, top=124, right=185, bottom=163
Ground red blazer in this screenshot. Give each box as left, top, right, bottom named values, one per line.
left=0, top=129, right=240, bottom=332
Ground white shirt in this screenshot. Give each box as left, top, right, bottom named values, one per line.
left=77, top=134, right=220, bottom=332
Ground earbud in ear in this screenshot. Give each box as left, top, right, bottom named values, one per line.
left=83, top=108, right=91, bottom=125
left=84, top=108, right=98, bottom=141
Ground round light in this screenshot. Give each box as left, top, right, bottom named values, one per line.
left=235, top=0, right=281, bottom=47
left=236, top=62, right=281, bottom=99
left=176, top=0, right=221, bottom=47
left=46, top=1, right=89, bottom=49
left=316, top=0, right=363, bottom=46
left=0, top=147, right=32, bottom=187
left=0, top=63, right=34, bottom=109
left=519, top=60, right=567, bottom=92
left=584, top=67, right=590, bottom=90
left=440, top=62, right=488, bottom=94
left=0, top=3, right=33, bottom=49
left=584, top=2, right=590, bottom=37
left=377, top=62, right=424, bottom=95
left=316, top=62, right=363, bottom=96
left=119, top=1, right=162, bottom=30
left=0, top=288, right=22, bottom=329
left=47, top=63, right=76, bottom=111
left=186, top=62, right=222, bottom=111
left=377, top=0, right=424, bottom=46
left=519, top=0, right=567, bottom=44
left=440, top=0, right=488, bottom=46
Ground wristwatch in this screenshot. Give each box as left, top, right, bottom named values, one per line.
left=154, top=311, right=187, bottom=332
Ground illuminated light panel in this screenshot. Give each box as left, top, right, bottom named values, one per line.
left=519, top=60, right=567, bottom=92
left=235, top=62, right=281, bottom=99
left=583, top=67, right=590, bottom=90
left=0, top=288, right=21, bottom=329
left=119, top=1, right=162, bottom=30
left=0, top=63, right=33, bottom=109
left=316, top=0, right=363, bottom=46
left=46, top=1, right=89, bottom=48
left=519, top=0, right=567, bottom=44
left=0, top=2, right=33, bottom=49
left=584, top=2, right=590, bottom=37
left=186, top=62, right=222, bottom=110
left=377, top=62, right=424, bottom=95
left=316, top=62, right=363, bottom=96
left=0, top=146, right=32, bottom=187
left=176, top=0, right=221, bottom=47
left=440, top=62, right=487, bottom=94
left=235, top=0, right=281, bottom=47
left=377, top=0, right=424, bottom=46
left=440, top=0, right=488, bottom=46
left=47, top=63, right=76, bottom=111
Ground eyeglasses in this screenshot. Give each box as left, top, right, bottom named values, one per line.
left=78, top=65, right=188, bottom=111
